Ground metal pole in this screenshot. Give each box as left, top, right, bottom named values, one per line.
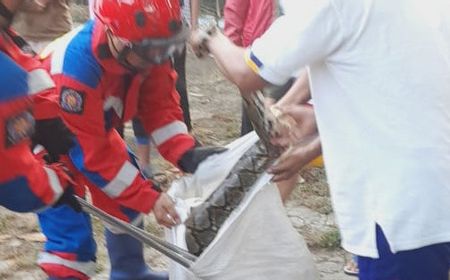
left=75, top=196, right=197, bottom=268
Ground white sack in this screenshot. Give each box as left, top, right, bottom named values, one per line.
left=167, top=132, right=318, bottom=280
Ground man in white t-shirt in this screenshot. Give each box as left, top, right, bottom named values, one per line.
left=192, top=0, right=450, bottom=279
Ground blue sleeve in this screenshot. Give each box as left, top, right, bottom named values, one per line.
left=0, top=177, right=47, bottom=213
left=0, top=51, right=29, bottom=102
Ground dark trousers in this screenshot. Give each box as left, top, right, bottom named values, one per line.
left=173, top=47, right=192, bottom=131
left=358, top=225, right=450, bottom=280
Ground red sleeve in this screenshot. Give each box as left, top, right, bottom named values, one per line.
left=57, top=75, right=160, bottom=214
left=0, top=98, right=66, bottom=212
left=25, top=64, right=60, bottom=120
left=32, top=87, right=61, bottom=120
left=224, top=0, right=250, bottom=46
left=137, top=63, right=195, bottom=167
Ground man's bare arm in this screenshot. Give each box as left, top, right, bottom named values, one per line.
left=193, top=29, right=268, bottom=95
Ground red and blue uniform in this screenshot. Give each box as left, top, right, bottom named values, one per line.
left=0, top=29, right=68, bottom=213
left=36, top=20, right=195, bottom=279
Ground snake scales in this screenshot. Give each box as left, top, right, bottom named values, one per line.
left=185, top=92, right=283, bottom=256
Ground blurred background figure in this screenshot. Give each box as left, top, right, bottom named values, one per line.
left=12, top=0, right=72, bottom=53
left=223, top=0, right=275, bottom=136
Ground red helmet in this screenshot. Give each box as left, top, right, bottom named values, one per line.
left=95, top=0, right=189, bottom=65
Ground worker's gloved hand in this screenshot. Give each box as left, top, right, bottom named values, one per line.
left=32, top=118, right=74, bottom=162
left=48, top=163, right=82, bottom=212
left=178, top=146, right=228, bottom=174
left=53, top=187, right=82, bottom=212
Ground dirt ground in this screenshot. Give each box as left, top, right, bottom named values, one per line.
left=0, top=6, right=354, bottom=280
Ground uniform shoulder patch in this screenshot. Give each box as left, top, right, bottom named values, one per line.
left=5, top=110, right=35, bottom=148
left=60, top=87, right=85, bottom=114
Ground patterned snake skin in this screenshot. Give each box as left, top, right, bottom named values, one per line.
left=185, top=92, right=282, bottom=256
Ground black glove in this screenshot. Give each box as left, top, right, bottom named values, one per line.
left=32, top=118, right=74, bottom=161
left=52, top=187, right=82, bottom=212
left=178, top=146, right=227, bottom=173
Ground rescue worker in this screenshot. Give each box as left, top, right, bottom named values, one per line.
left=0, top=0, right=74, bottom=213
left=36, top=0, right=226, bottom=279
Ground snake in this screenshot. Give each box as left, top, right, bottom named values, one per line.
left=184, top=92, right=284, bottom=256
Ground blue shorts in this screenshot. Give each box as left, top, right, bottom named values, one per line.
left=358, top=225, right=450, bottom=280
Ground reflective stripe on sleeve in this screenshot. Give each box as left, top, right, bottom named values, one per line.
left=102, top=161, right=139, bottom=198
left=151, top=121, right=188, bottom=146
left=43, top=167, right=65, bottom=203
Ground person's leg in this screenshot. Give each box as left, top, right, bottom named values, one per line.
left=105, top=149, right=168, bottom=280
left=276, top=174, right=299, bottom=202
left=344, top=254, right=359, bottom=276
left=396, top=241, right=450, bottom=280
left=358, top=225, right=401, bottom=280
left=358, top=225, right=450, bottom=280
left=38, top=205, right=97, bottom=280
left=105, top=221, right=168, bottom=280
left=173, top=47, right=192, bottom=131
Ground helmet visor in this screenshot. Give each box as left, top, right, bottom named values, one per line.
left=128, top=24, right=189, bottom=65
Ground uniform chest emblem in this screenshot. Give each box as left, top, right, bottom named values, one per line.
left=5, top=110, right=35, bottom=148
left=60, top=87, right=85, bottom=114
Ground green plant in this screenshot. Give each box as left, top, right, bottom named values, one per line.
left=317, top=228, right=341, bottom=249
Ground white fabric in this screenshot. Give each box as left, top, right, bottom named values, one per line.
left=166, top=132, right=318, bottom=279
left=47, top=25, right=84, bottom=75
left=250, top=0, right=450, bottom=257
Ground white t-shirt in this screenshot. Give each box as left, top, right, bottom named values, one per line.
left=248, top=0, right=450, bottom=258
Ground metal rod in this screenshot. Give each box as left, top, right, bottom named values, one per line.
left=75, top=196, right=197, bottom=268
